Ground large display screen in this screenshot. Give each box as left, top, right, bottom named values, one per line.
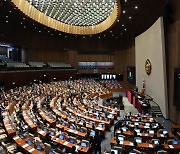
left=127, top=66, right=135, bottom=84
left=78, top=62, right=114, bottom=69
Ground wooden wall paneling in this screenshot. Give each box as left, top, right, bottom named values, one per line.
left=166, top=0, right=180, bottom=124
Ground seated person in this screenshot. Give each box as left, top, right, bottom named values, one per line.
left=42, top=132, right=52, bottom=144
left=154, top=141, right=165, bottom=152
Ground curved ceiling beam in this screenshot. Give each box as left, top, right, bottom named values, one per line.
left=11, top=0, right=121, bottom=35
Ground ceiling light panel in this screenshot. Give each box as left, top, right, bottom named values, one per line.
left=27, top=0, right=116, bottom=26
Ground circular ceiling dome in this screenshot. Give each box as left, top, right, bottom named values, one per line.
left=28, top=0, right=116, bottom=26
left=11, top=0, right=120, bottom=35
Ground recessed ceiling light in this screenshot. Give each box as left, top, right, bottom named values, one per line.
left=123, top=10, right=126, bottom=14
left=110, top=31, right=112, bottom=33
left=39, top=31, right=41, bottom=33
left=98, top=37, right=101, bottom=39
left=129, top=16, right=132, bottom=19
left=117, top=20, right=119, bottom=22
left=135, top=6, right=138, bottom=9
left=6, top=20, right=8, bottom=23
left=59, top=33, right=61, bottom=35
left=122, top=24, right=124, bottom=27
left=125, top=0, right=127, bottom=2
left=124, top=28, right=127, bottom=31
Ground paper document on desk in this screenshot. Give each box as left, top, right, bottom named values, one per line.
left=63, top=141, right=69, bottom=145
left=28, top=148, right=35, bottom=153
left=149, top=144, right=153, bottom=148
left=22, top=144, right=29, bottom=148
left=169, top=145, right=174, bottom=148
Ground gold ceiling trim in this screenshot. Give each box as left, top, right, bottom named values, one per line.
left=11, top=0, right=121, bottom=35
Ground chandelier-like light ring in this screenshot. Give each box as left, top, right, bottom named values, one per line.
left=11, top=0, right=121, bottom=35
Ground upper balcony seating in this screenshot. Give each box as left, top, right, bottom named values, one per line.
left=48, top=62, right=72, bottom=68
left=28, top=61, right=46, bottom=68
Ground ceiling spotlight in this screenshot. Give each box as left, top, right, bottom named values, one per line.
left=129, top=16, right=132, bottom=19
left=117, top=20, right=119, bottom=22
left=110, top=31, right=112, bottom=33
left=124, top=28, right=127, bottom=31
left=135, top=6, right=138, bottom=9
left=125, top=0, right=127, bottom=2
left=122, top=24, right=124, bottom=27
left=123, top=10, right=126, bottom=14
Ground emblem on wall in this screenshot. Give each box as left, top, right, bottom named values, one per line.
left=145, top=59, right=152, bottom=75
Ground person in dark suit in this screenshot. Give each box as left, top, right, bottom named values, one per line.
left=154, top=141, right=165, bottom=152
left=42, top=132, right=51, bottom=144
left=114, top=119, right=122, bottom=136
left=94, top=131, right=102, bottom=154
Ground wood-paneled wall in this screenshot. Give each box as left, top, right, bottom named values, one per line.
left=166, top=0, right=180, bottom=124
left=24, top=44, right=135, bottom=76
left=24, top=48, right=68, bottom=63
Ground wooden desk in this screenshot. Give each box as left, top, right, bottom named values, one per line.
left=2, top=111, right=16, bottom=137
left=56, top=125, right=87, bottom=138
left=51, top=136, right=90, bottom=153
left=116, top=130, right=174, bottom=140
left=110, top=138, right=180, bottom=152
left=23, top=111, right=37, bottom=131
left=39, top=111, right=56, bottom=127
left=13, top=136, right=45, bottom=154
left=171, top=125, right=180, bottom=133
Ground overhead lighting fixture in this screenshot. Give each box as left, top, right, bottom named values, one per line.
left=123, top=10, right=126, bottom=14
left=129, top=16, right=132, bottom=19
left=135, top=6, right=138, bottom=9
left=11, top=0, right=120, bottom=35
